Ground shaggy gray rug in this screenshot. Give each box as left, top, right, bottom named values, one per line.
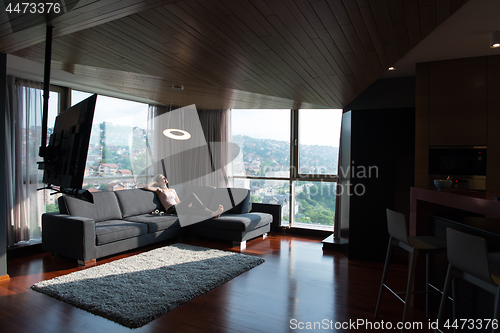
left=31, top=243, right=264, bottom=328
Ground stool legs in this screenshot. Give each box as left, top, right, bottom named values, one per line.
left=435, top=264, right=453, bottom=333
left=377, top=237, right=442, bottom=332
left=426, top=253, right=430, bottom=318
left=452, top=277, right=457, bottom=333
left=494, top=287, right=500, bottom=333
left=375, top=237, right=394, bottom=318
left=436, top=266, right=500, bottom=333
left=375, top=240, right=420, bottom=332
left=402, top=248, right=419, bottom=330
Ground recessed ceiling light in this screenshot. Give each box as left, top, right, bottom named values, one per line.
left=388, top=67, right=396, bottom=71
left=490, top=31, right=500, bottom=48
left=163, top=128, right=191, bottom=140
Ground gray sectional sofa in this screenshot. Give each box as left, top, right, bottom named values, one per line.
left=42, top=185, right=280, bottom=266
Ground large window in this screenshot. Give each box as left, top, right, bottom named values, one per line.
left=298, top=109, right=341, bottom=175
left=231, top=109, right=290, bottom=178
left=231, top=109, right=291, bottom=222
left=231, top=109, right=342, bottom=231
left=71, top=91, right=149, bottom=191
left=43, top=90, right=62, bottom=214
left=294, top=109, right=342, bottom=230
left=8, top=82, right=61, bottom=246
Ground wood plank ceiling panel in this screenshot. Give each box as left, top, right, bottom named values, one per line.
left=172, top=1, right=295, bottom=96
left=0, top=0, right=177, bottom=51
left=158, top=2, right=305, bottom=102
left=2, top=0, right=469, bottom=109
left=286, top=1, right=348, bottom=103
left=387, top=0, right=411, bottom=57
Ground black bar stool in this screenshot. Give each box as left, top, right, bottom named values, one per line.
left=375, top=209, right=447, bottom=331
left=435, top=228, right=500, bottom=333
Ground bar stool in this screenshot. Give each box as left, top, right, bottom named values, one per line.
left=375, top=209, right=447, bottom=331
left=435, top=228, right=500, bottom=333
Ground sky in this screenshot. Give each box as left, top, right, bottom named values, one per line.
left=299, top=109, right=342, bottom=146
left=47, top=91, right=59, bottom=127
left=62, top=91, right=342, bottom=147
left=232, top=109, right=342, bottom=147
left=71, top=90, right=149, bottom=129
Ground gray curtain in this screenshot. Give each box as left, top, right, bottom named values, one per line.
left=146, top=104, right=232, bottom=188
left=5, top=76, right=46, bottom=246
left=197, top=108, right=233, bottom=187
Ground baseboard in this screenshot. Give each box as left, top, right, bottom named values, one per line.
left=284, top=227, right=333, bottom=238
left=0, top=274, right=10, bottom=283
left=7, top=242, right=43, bottom=259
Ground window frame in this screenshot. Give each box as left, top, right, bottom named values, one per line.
left=232, top=108, right=341, bottom=231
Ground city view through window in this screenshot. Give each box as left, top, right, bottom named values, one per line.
left=232, top=109, right=342, bottom=231
left=45, top=94, right=342, bottom=231
left=73, top=91, right=149, bottom=191
left=45, top=91, right=150, bottom=214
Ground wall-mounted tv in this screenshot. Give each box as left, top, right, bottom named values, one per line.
left=39, top=94, right=97, bottom=191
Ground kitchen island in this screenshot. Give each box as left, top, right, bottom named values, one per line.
left=408, top=187, right=500, bottom=316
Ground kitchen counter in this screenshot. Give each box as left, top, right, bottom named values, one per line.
left=409, top=187, right=500, bottom=237
left=427, top=214, right=500, bottom=319
left=408, top=187, right=500, bottom=310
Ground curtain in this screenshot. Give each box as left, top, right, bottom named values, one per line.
left=197, top=108, right=233, bottom=187
left=5, top=76, right=46, bottom=246
left=146, top=104, right=232, bottom=188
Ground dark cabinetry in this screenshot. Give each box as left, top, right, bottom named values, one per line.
left=338, top=108, right=415, bottom=262
left=415, top=55, right=500, bottom=194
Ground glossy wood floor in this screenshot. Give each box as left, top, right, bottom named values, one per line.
left=0, top=234, right=434, bottom=333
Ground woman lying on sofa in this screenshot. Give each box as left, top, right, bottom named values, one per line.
left=144, top=174, right=224, bottom=218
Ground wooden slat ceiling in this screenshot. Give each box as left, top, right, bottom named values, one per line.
left=1, top=0, right=469, bottom=109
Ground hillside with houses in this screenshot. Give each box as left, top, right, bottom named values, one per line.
left=48, top=124, right=338, bottom=227
left=232, top=134, right=339, bottom=176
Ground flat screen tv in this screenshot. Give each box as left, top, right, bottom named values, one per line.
left=40, top=94, right=97, bottom=191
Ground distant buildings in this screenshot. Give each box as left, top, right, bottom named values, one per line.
left=44, top=190, right=61, bottom=206
left=262, top=194, right=298, bottom=216
left=106, top=180, right=124, bottom=191
left=98, top=163, right=119, bottom=176
left=117, top=169, right=132, bottom=176
left=82, top=179, right=137, bottom=192
left=264, top=171, right=290, bottom=187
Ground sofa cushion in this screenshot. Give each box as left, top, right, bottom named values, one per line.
left=115, top=188, right=163, bottom=218
left=60, top=191, right=122, bottom=222
left=124, top=214, right=180, bottom=233
left=181, top=185, right=216, bottom=207
left=209, top=188, right=251, bottom=214
left=193, top=213, right=272, bottom=232
left=95, top=220, right=148, bottom=245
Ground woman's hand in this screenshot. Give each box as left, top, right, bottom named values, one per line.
left=144, top=181, right=158, bottom=191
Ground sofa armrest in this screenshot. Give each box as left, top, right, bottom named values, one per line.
left=42, top=212, right=97, bottom=262
left=250, top=203, right=282, bottom=231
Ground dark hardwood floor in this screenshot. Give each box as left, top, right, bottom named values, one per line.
left=0, top=233, right=434, bottom=333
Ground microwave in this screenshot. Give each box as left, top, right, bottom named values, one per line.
left=428, top=146, right=486, bottom=190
